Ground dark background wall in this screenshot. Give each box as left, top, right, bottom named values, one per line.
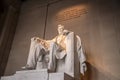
left=0, top=0, right=21, bottom=77
left=3, top=0, right=120, bottom=80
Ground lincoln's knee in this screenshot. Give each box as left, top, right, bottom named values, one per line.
left=35, top=44, right=43, bottom=50
left=50, top=42, right=56, bottom=46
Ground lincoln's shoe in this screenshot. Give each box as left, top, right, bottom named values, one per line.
left=21, top=65, right=34, bottom=70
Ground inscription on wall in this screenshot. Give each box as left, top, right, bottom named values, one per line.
left=56, top=8, right=88, bottom=22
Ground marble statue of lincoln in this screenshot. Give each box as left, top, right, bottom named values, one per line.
left=22, top=24, right=87, bottom=76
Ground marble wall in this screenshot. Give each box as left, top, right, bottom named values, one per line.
left=4, top=0, right=120, bottom=80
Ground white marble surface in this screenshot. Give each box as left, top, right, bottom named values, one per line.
left=14, top=69, right=48, bottom=80
left=49, top=73, right=73, bottom=80
left=1, top=69, right=73, bottom=80
left=1, top=76, right=15, bottom=80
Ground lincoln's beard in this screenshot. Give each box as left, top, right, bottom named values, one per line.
left=58, top=31, right=64, bottom=35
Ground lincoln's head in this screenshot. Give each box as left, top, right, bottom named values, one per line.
left=57, top=24, right=64, bottom=35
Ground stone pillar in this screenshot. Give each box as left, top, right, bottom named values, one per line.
left=0, top=3, right=21, bottom=77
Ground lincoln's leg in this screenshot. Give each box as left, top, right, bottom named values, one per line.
left=48, top=42, right=57, bottom=72
left=23, top=43, right=45, bottom=69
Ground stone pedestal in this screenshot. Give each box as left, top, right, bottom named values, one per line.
left=14, top=69, right=48, bottom=80
left=49, top=73, right=73, bottom=80
left=1, top=69, right=73, bottom=80
left=1, top=76, right=15, bottom=80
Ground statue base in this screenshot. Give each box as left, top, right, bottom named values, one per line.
left=1, top=69, right=73, bottom=80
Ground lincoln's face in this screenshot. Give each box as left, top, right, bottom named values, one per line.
left=58, top=25, right=64, bottom=35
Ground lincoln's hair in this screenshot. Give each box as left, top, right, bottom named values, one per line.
left=58, top=24, right=64, bottom=29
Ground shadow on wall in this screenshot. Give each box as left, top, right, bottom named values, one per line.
left=82, top=62, right=120, bottom=80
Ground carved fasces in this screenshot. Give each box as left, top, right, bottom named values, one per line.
left=31, top=37, right=49, bottom=50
